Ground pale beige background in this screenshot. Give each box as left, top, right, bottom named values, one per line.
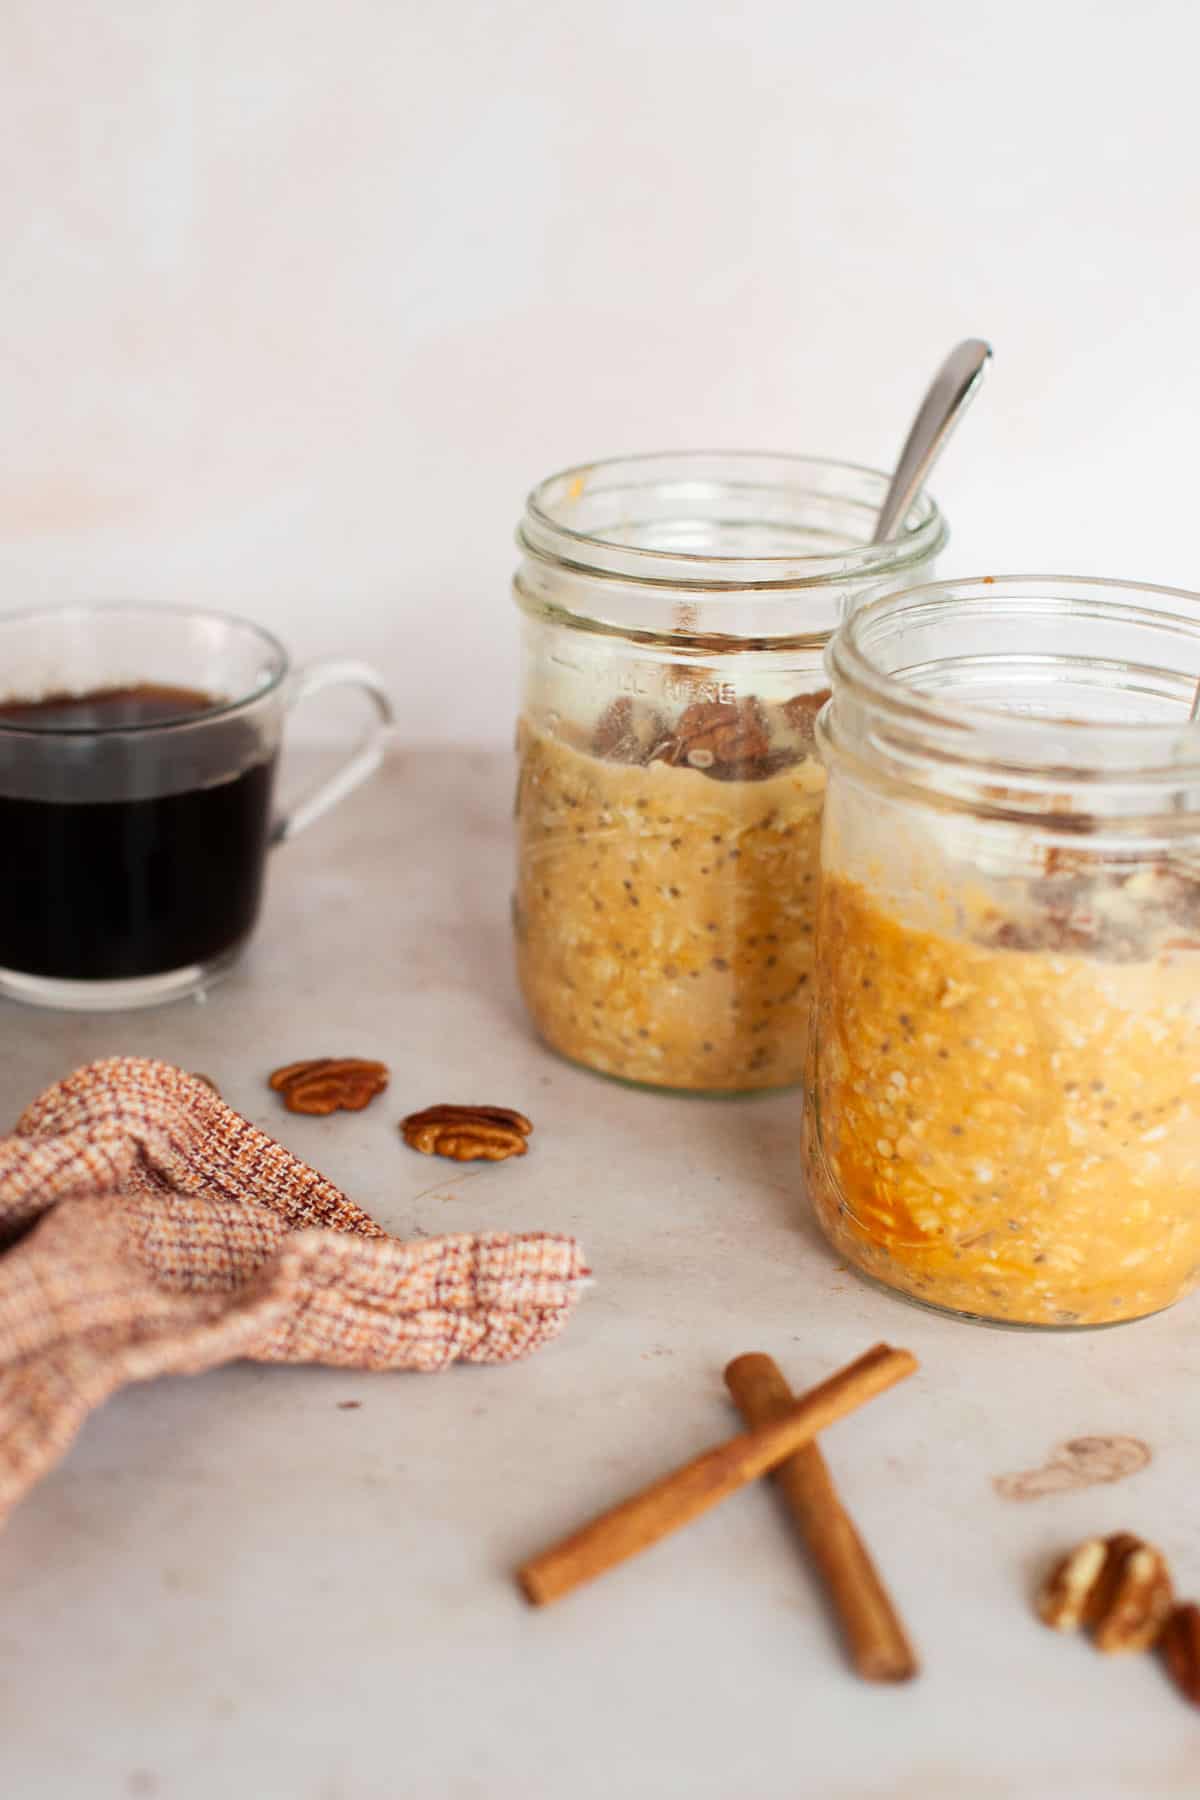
left=3, top=0, right=1199, bottom=740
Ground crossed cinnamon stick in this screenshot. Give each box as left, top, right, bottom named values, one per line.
left=517, top=1342, right=919, bottom=1682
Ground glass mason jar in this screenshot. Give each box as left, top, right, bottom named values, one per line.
left=805, top=574, right=1200, bottom=1327
left=511, top=452, right=947, bottom=1092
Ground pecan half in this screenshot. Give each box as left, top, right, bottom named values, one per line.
left=400, top=1104, right=533, bottom=1162
left=1037, top=1533, right=1173, bottom=1652
left=651, top=698, right=771, bottom=776
left=1090, top=1534, right=1174, bottom=1653
left=269, top=1058, right=389, bottom=1115
left=592, top=697, right=666, bottom=766
left=1160, top=1603, right=1200, bottom=1705
left=1036, top=1537, right=1108, bottom=1632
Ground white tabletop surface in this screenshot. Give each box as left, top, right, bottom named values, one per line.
left=1, top=749, right=1197, bottom=1800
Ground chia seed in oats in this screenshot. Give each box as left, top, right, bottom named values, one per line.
left=805, top=873, right=1200, bottom=1325
left=514, top=696, right=827, bottom=1091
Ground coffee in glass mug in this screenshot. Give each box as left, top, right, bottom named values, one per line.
left=0, top=605, right=392, bottom=1011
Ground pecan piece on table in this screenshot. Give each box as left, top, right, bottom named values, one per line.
left=400, top=1104, right=533, bottom=1162
left=268, top=1058, right=389, bottom=1115
left=1036, top=1536, right=1108, bottom=1633
left=1160, top=1603, right=1200, bottom=1705
left=1036, top=1532, right=1173, bottom=1652
left=1089, top=1534, right=1174, bottom=1653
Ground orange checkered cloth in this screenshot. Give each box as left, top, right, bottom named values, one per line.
left=0, top=1057, right=587, bottom=1527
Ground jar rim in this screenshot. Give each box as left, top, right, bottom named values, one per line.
left=519, top=450, right=947, bottom=594
left=828, top=573, right=1200, bottom=786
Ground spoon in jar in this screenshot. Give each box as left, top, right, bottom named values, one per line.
left=872, top=337, right=992, bottom=544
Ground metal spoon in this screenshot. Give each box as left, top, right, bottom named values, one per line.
left=872, top=337, right=992, bottom=544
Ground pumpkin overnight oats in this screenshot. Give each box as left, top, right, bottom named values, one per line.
left=510, top=450, right=948, bottom=1090
left=805, top=865, right=1200, bottom=1326
left=804, top=572, right=1200, bottom=1326
left=514, top=693, right=827, bottom=1091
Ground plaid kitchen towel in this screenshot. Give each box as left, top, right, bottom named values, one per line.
left=0, top=1057, right=587, bottom=1527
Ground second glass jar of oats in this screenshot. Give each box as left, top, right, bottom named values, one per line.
left=511, top=452, right=946, bottom=1092
left=806, top=575, right=1200, bottom=1327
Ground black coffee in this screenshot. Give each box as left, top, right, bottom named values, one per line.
left=0, top=685, right=277, bottom=981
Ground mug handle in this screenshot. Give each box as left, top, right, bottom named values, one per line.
left=271, top=659, right=394, bottom=845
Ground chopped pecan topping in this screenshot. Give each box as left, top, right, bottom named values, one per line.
left=400, top=1103, right=533, bottom=1162
left=651, top=698, right=771, bottom=777
left=592, top=697, right=667, bottom=766
left=977, top=855, right=1200, bottom=962
left=1036, top=1532, right=1173, bottom=1652
left=781, top=688, right=831, bottom=746
left=1160, top=1603, right=1200, bottom=1705
left=191, top=1073, right=221, bottom=1097
left=594, top=696, right=637, bottom=759
left=589, top=689, right=832, bottom=782
left=986, top=911, right=1105, bottom=956
left=269, top=1058, right=389, bottom=1115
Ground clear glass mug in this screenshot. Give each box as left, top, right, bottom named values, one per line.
left=805, top=574, right=1200, bottom=1328
left=512, top=452, right=947, bottom=1093
left=0, top=604, right=393, bottom=1011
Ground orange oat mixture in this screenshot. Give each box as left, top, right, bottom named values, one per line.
left=805, top=875, right=1200, bottom=1325
left=514, top=722, right=826, bottom=1090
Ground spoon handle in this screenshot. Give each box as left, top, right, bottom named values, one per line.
left=873, top=338, right=992, bottom=545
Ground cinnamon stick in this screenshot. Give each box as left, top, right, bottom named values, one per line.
left=518, top=1341, right=916, bottom=1607
left=725, top=1352, right=918, bottom=1682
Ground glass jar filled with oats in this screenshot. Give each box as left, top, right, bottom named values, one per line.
left=512, top=453, right=946, bottom=1092
left=806, top=575, right=1200, bottom=1327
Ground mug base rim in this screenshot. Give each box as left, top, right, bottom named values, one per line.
left=0, top=943, right=244, bottom=1013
